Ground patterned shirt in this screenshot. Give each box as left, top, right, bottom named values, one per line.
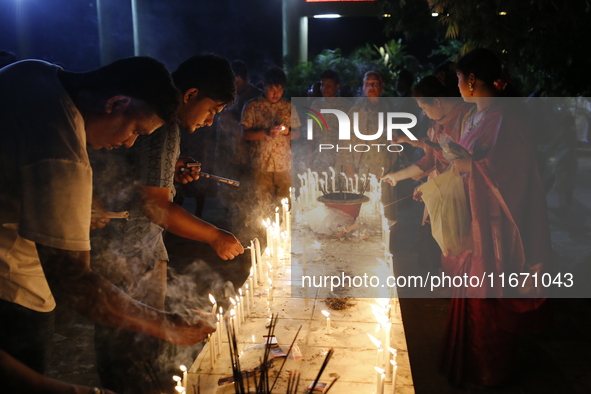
left=241, top=96, right=301, bottom=172
left=90, top=124, right=180, bottom=264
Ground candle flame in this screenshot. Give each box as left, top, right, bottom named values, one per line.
left=374, top=366, right=385, bottom=374
left=230, top=309, right=236, bottom=317
left=173, top=375, right=181, bottom=382
left=180, top=365, right=187, bottom=372
left=276, top=206, right=279, bottom=212
left=230, top=297, right=236, bottom=306
left=388, top=347, right=397, bottom=356
left=219, top=306, right=223, bottom=314
left=245, top=283, right=249, bottom=290
left=390, top=360, right=398, bottom=367
left=175, top=386, right=186, bottom=393
left=208, top=294, right=216, bottom=305
left=321, top=310, right=330, bottom=318
left=367, top=333, right=382, bottom=349
left=239, top=288, right=243, bottom=296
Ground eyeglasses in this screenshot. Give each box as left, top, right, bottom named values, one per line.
left=364, top=81, right=381, bottom=88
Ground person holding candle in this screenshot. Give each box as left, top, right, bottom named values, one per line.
left=242, top=67, right=301, bottom=218
left=90, top=54, right=244, bottom=394
left=0, top=57, right=218, bottom=379
left=382, top=75, right=474, bottom=273
left=438, top=48, right=551, bottom=388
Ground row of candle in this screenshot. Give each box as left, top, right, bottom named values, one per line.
left=295, top=167, right=384, bottom=211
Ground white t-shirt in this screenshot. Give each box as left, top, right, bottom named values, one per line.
left=0, top=60, right=92, bottom=312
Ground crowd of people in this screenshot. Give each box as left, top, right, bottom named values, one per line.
left=0, top=46, right=558, bottom=393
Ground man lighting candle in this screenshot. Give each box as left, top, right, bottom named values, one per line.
left=0, top=57, right=216, bottom=377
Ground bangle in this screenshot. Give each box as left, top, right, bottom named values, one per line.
left=93, top=388, right=103, bottom=394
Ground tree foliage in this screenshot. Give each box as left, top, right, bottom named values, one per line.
left=285, top=40, right=425, bottom=98
left=379, top=0, right=591, bottom=96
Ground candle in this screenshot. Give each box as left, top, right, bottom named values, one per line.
left=217, top=307, right=224, bottom=343
left=321, top=310, right=332, bottom=334
left=348, top=177, right=354, bottom=193
left=387, top=347, right=397, bottom=383
left=238, top=289, right=245, bottom=323
left=375, top=367, right=385, bottom=394
left=244, top=284, right=251, bottom=316
left=267, top=277, right=274, bottom=302
left=250, top=241, right=258, bottom=287
left=275, top=206, right=280, bottom=232
left=230, top=297, right=239, bottom=331
left=322, top=171, right=328, bottom=191
left=208, top=294, right=217, bottom=315
left=208, top=334, right=214, bottom=368
left=367, top=333, right=383, bottom=368
left=286, top=203, right=291, bottom=247
left=254, top=238, right=264, bottom=285
left=180, top=365, right=187, bottom=389
left=312, top=171, right=319, bottom=200
left=340, top=172, right=347, bottom=192
left=329, top=167, right=336, bottom=192
left=354, top=174, right=359, bottom=193
left=390, top=361, right=398, bottom=394
left=216, top=314, right=222, bottom=355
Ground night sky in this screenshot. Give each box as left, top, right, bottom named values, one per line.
left=0, top=0, right=398, bottom=80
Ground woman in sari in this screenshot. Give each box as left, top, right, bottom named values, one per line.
left=440, top=48, right=551, bottom=387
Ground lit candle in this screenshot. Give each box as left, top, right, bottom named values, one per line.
left=230, top=297, right=239, bottom=330
left=208, top=294, right=217, bottom=315
left=354, top=174, right=359, bottom=193
left=254, top=238, right=264, bottom=285
left=173, top=375, right=185, bottom=393
left=238, top=289, right=245, bottom=323
left=368, top=333, right=383, bottom=368
left=217, top=307, right=224, bottom=343
left=312, top=171, right=319, bottom=200
left=387, top=347, right=397, bottom=383
left=244, top=284, right=251, bottom=316
left=275, top=206, right=280, bottom=232
left=180, top=365, right=187, bottom=388
left=375, top=367, right=385, bottom=394
left=286, top=203, right=291, bottom=246
left=321, top=310, right=332, bottom=334
left=390, top=361, right=398, bottom=394
left=322, top=171, right=328, bottom=191
left=348, top=177, right=354, bottom=193
left=250, top=241, right=258, bottom=286
left=329, top=167, right=336, bottom=192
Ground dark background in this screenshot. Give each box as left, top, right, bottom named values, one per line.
left=0, top=0, right=407, bottom=79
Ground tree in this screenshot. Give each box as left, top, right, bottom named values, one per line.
left=379, top=0, right=591, bottom=96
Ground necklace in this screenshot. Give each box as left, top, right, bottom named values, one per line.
left=464, top=107, right=486, bottom=134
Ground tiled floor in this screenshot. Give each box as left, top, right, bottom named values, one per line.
left=187, top=203, right=414, bottom=393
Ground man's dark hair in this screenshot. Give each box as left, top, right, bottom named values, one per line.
left=263, top=67, right=287, bottom=88
left=81, top=56, right=179, bottom=124
left=172, top=54, right=236, bottom=105
left=319, top=69, right=339, bottom=84
left=232, top=59, right=249, bottom=80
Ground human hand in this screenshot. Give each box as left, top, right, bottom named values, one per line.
left=210, top=229, right=244, bottom=260
left=165, top=311, right=217, bottom=346
left=413, top=186, right=423, bottom=202
left=381, top=173, right=398, bottom=187
left=175, top=157, right=201, bottom=184
left=269, top=124, right=288, bottom=137
left=90, top=196, right=110, bottom=230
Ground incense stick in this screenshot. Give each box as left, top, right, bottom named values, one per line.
left=270, top=325, right=302, bottom=392
left=308, top=348, right=334, bottom=393
left=323, top=377, right=339, bottom=393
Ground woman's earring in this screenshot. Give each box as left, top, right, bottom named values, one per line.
left=468, top=82, right=474, bottom=96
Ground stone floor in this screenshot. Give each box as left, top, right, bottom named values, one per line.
left=48, top=151, right=591, bottom=393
